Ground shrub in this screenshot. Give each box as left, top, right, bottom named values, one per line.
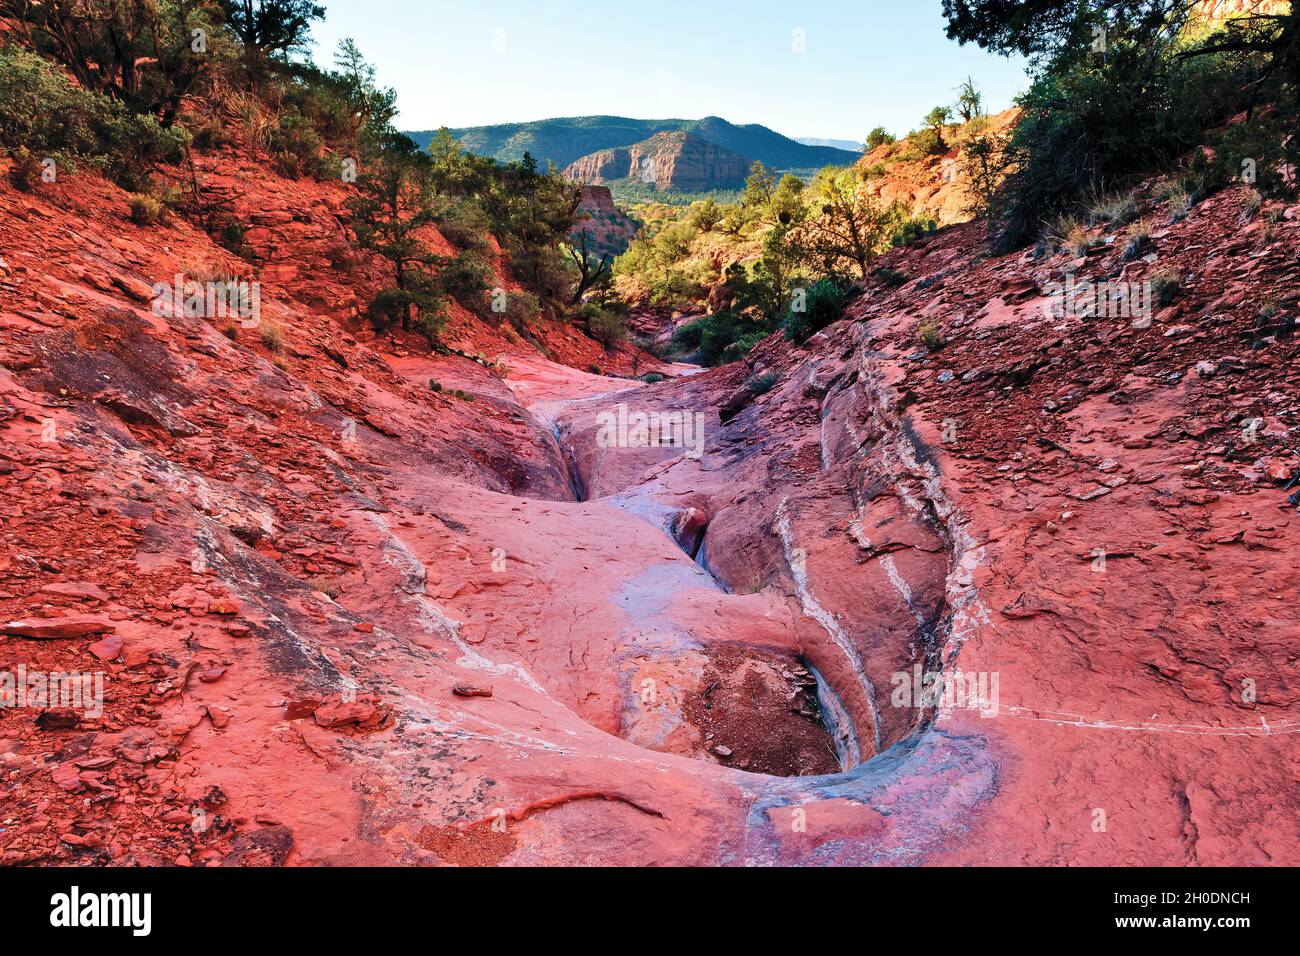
left=584, top=306, right=627, bottom=351
left=1150, top=269, right=1182, bottom=308
left=7, top=146, right=42, bottom=190
left=1208, top=118, right=1291, bottom=200
left=0, top=47, right=187, bottom=190
left=866, top=127, right=896, bottom=150
left=1174, top=150, right=1232, bottom=209
left=1087, top=190, right=1139, bottom=227
left=435, top=198, right=492, bottom=250
left=745, top=371, right=780, bottom=396
left=1044, top=214, right=1093, bottom=257
left=185, top=255, right=237, bottom=285
left=919, top=320, right=945, bottom=351
left=888, top=212, right=938, bottom=248
left=259, top=320, right=286, bottom=353
left=437, top=252, right=494, bottom=315
left=783, top=278, right=849, bottom=345
left=722, top=330, right=768, bottom=363
left=267, top=108, right=325, bottom=178
left=1239, top=189, right=1263, bottom=224
left=686, top=199, right=725, bottom=233
left=217, top=219, right=249, bottom=256
left=901, top=127, right=946, bottom=160
left=587, top=363, right=603, bottom=375
left=367, top=286, right=446, bottom=340
left=310, top=575, right=341, bottom=599
left=873, top=265, right=909, bottom=287
left=1122, top=220, right=1151, bottom=262
left=429, top=378, right=444, bottom=392
left=128, top=194, right=167, bottom=225
left=992, top=41, right=1254, bottom=250
left=672, top=312, right=761, bottom=367
left=640, top=372, right=666, bottom=384
left=499, top=290, right=540, bottom=334
left=1165, top=187, right=1195, bottom=224
left=184, top=111, right=234, bottom=151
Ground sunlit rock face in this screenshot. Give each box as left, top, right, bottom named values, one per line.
left=565, top=131, right=751, bottom=192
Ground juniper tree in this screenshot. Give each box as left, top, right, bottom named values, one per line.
left=1, top=0, right=221, bottom=122
left=346, top=132, right=446, bottom=337
left=220, top=0, right=324, bottom=75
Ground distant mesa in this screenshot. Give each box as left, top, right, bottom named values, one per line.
left=563, top=131, right=752, bottom=193
left=404, top=115, right=860, bottom=177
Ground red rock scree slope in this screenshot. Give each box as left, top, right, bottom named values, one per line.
left=0, top=153, right=1296, bottom=866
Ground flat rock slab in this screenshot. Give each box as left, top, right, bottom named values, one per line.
left=2, top=616, right=117, bottom=639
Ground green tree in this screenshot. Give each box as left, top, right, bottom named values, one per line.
left=769, top=173, right=808, bottom=227
left=792, top=167, right=891, bottom=281
left=924, top=106, right=953, bottom=150
left=748, top=223, right=804, bottom=322
left=960, top=125, right=1011, bottom=237
left=330, top=39, right=398, bottom=143
left=482, top=152, right=583, bottom=313
left=956, top=76, right=983, bottom=122
left=565, top=228, right=612, bottom=305
left=346, top=133, right=445, bottom=336
left=2, top=0, right=221, bottom=123
left=865, top=126, right=896, bottom=150
left=220, top=0, right=324, bottom=75
left=740, top=161, right=777, bottom=210
left=426, top=127, right=493, bottom=198
left=687, top=198, right=724, bottom=232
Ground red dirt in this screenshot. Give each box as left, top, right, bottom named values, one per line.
left=683, top=644, right=841, bottom=776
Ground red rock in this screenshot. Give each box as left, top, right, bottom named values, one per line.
left=284, top=698, right=322, bottom=720
left=452, top=683, right=493, bottom=699
left=0, top=98, right=1293, bottom=872
left=312, top=694, right=392, bottom=731
left=38, top=581, right=109, bottom=602
left=36, top=710, right=81, bottom=731
left=52, top=763, right=85, bottom=793
left=1263, top=458, right=1296, bottom=483
left=353, top=621, right=374, bottom=633
left=2, top=616, right=115, bottom=639
left=89, top=633, right=124, bottom=660
left=74, top=756, right=117, bottom=770
left=206, top=599, right=240, bottom=615
left=223, top=826, right=295, bottom=867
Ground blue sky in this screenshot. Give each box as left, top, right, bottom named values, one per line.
left=312, top=0, right=1029, bottom=143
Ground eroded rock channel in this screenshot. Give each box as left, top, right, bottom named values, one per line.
left=509, top=342, right=949, bottom=780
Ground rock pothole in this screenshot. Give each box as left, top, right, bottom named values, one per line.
left=682, top=644, right=842, bottom=777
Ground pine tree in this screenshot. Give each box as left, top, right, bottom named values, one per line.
left=346, top=133, right=446, bottom=338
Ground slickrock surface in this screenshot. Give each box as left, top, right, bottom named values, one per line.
left=1, top=146, right=1296, bottom=866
